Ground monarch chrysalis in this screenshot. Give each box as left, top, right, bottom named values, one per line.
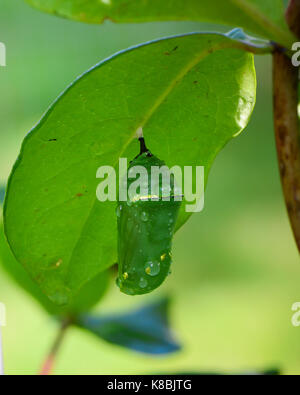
left=116, top=136, right=182, bottom=295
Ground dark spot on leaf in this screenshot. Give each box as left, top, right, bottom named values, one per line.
left=36, top=274, right=42, bottom=282
left=48, top=139, right=57, bottom=142
left=194, top=81, right=198, bottom=84
left=76, top=193, right=83, bottom=197
left=165, top=46, right=178, bottom=56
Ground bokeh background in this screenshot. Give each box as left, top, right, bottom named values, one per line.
left=0, top=0, right=299, bottom=375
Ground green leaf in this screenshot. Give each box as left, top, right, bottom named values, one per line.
left=0, top=223, right=110, bottom=315
left=25, top=0, right=294, bottom=48
left=4, top=32, right=256, bottom=304
left=76, top=297, right=180, bottom=355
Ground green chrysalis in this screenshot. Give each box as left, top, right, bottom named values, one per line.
left=116, top=137, right=182, bottom=295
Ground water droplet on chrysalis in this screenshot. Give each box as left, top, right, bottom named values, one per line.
left=116, top=205, right=123, bottom=217
left=141, top=211, right=149, bottom=222
left=139, top=277, right=148, bottom=288
left=144, top=261, right=160, bottom=276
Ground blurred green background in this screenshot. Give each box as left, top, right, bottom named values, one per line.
left=0, top=0, right=299, bottom=375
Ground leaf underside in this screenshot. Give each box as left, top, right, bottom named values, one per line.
left=25, top=0, right=294, bottom=48
left=76, top=297, right=180, bottom=355
left=4, top=32, right=256, bottom=305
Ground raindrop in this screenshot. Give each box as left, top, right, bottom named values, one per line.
left=116, top=205, right=122, bottom=217
left=141, top=211, right=149, bottom=222
left=145, top=261, right=160, bottom=276
left=139, top=277, right=148, bottom=288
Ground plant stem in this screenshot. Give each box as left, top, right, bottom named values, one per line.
left=39, top=318, right=71, bottom=376
left=286, top=0, right=300, bottom=39
left=273, top=50, right=300, bottom=253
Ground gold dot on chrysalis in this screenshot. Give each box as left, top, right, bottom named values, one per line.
left=161, top=253, right=167, bottom=261
left=123, top=272, right=128, bottom=280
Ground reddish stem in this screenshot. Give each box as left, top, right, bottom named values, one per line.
left=39, top=319, right=71, bottom=376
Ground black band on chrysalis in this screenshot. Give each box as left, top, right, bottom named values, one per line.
left=136, top=137, right=153, bottom=158
left=139, top=137, right=148, bottom=154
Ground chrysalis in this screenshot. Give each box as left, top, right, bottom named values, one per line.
left=116, top=136, right=182, bottom=295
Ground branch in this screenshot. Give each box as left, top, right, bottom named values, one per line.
left=273, top=51, right=300, bottom=252
left=39, top=318, right=71, bottom=376
left=286, top=0, right=300, bottom=39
